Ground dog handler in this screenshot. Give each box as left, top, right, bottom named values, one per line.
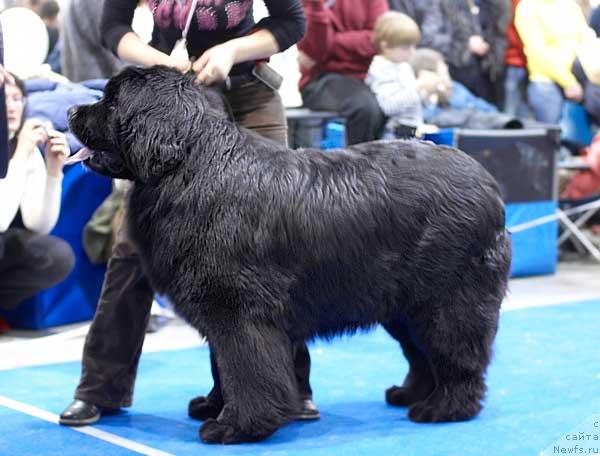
left=60, top=0, right=319, bottom=425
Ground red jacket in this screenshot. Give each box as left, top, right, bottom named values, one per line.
left=298, top=0, right=388, bottom=90
left=562, top=134, right=600, bottom=200
left=505, top=0, right=526, bottom=67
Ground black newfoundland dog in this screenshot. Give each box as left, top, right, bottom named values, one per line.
left=68, top=66, right=511, bottom=444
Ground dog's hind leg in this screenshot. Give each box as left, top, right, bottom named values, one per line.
left=383, top=318, right=435, bottom=407
left=188, top=346, right=224, bottom=420
left=199, top=322, right=299, bottom=444
left=406, top=292, right=501, bottom=423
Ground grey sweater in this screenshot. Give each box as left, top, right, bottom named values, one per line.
left=60, top=0, right=127, bottom=82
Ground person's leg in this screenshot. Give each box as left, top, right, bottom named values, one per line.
left=449, top=61, right=496, bottom=105
left=503, top=66, right=528, bottom=117
left=0, top=228, right=74, bottom=309
left=60, top=189, right=155, bottom=426
left=527, top=81, right=564, bottom=124
left=74, top=204, right=154, bottom=408
left=225, top=80, right=288, bottom=145
left=301, top=73, right=386, bottom=145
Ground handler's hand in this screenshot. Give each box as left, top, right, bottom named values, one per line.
left=164, top=56, right=192, bottom=73
left=44, top=130, right=70, bottom=177
left=192, top=42, right=236, bottom=85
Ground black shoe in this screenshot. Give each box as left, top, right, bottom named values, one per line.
left=295, top=399, right=320, bottom=421
left=58, top=400, right=101, bottom=426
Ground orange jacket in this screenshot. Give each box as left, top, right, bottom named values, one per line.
left=505, top=0, right=526, bottom=67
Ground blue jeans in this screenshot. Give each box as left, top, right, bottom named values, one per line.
left=527, top=81, right=564, bottom=124
left=503, top=66, right=528, bottom=118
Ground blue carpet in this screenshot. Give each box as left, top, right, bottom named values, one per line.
left=1, top=299, right=599, bottom=455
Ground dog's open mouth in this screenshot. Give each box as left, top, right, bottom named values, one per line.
left=64, top=147, right=94, bottom=166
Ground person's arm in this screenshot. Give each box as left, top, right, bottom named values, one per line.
left=20, top=149, right=63, bottom=235
left=0, top=155, right=29, bottom=231
left=191, top=1, right=305, bottom=85
left=366, top=58, right=421, bottom=118
left=257, top=0, right=306, bottom=53
left=101, top=0, right=189, bottom=71
left=192, top=29, right=281, bottom=84
left=299, top=0, right=388, bottom=63
left=0, top=119, right=49, bottom=231
left=101, top=0, right=140, bottom=57
left=328, top=0, right=389, bottom=62
left=515, top=2, right=579, bottom=89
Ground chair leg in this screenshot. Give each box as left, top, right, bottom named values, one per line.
left=558, top=209, right=600, bottom=245
left=558, top=210, right=600, bottom=262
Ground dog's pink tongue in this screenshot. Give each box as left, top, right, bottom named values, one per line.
left=64, top=147, right=93, bottom=165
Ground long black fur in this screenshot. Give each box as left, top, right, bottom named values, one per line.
left=69, top=66, right=512, bottom=444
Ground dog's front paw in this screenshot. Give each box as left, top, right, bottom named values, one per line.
left=199, top=418, right=264, bottom=444
left=188, top=395, right=222, bottom=420
left=200, top=419, right=237, bottom=444
left=386, top=382, right=433, bottom=407
left=408, top=394, right=481, bottom=423
left=386, top=385, right=413, bottom=407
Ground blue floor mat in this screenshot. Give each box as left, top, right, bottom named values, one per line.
left=1, top=299, right=599, bottom=455
left=0, top=407, right=135, bottom=455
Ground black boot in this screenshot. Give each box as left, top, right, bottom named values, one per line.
left=296, top=398, right=320, bottom=421
left=58, top=400, right=102, bottom=426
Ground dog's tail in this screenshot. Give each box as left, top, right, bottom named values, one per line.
left=479, top=228, right=512, bottom=299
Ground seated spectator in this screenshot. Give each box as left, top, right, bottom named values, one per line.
left=410, top=48, right=498, bottom=119
left=515, top=0, right=596, bottom=124
left=298, top=0, right=389, bottom=145
left=503, top=0, right=529, bottom=118
left=0, top=73, right=74, bottom=311
left=365, top=11, right=422, bottom=139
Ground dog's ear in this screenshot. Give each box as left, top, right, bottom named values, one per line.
left=124, top=112, right=187, bottom=183
left=117, top=66, right=231, bottom=183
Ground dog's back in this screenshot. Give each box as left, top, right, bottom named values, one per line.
left=175, top=132, right=509, bottom=339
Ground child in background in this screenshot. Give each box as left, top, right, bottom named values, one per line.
left=409, top=48, right=499, bottom=122
left=365, top=12, right=422, bottom=139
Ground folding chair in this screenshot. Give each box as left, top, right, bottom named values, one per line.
left=557, top=197, right=600, bottom=262
left=558, top=159, right=600, bottom=262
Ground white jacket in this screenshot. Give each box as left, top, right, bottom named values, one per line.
left=365, top=56, right=423, bottom=128
left=0, top=148, right=63, bottom=234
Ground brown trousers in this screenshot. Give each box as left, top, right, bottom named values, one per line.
left=75, top=81, right=313, bottom=408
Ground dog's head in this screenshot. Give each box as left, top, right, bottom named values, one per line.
left=67, top=65, right=229, bottom=182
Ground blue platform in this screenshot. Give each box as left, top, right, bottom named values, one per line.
left=1, top=299, right=599, bottom=455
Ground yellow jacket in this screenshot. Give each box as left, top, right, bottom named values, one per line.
left=515, top=0, right=596, bottom=88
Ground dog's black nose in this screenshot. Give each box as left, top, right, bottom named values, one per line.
left=67, top=106, right=79, bottom=122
